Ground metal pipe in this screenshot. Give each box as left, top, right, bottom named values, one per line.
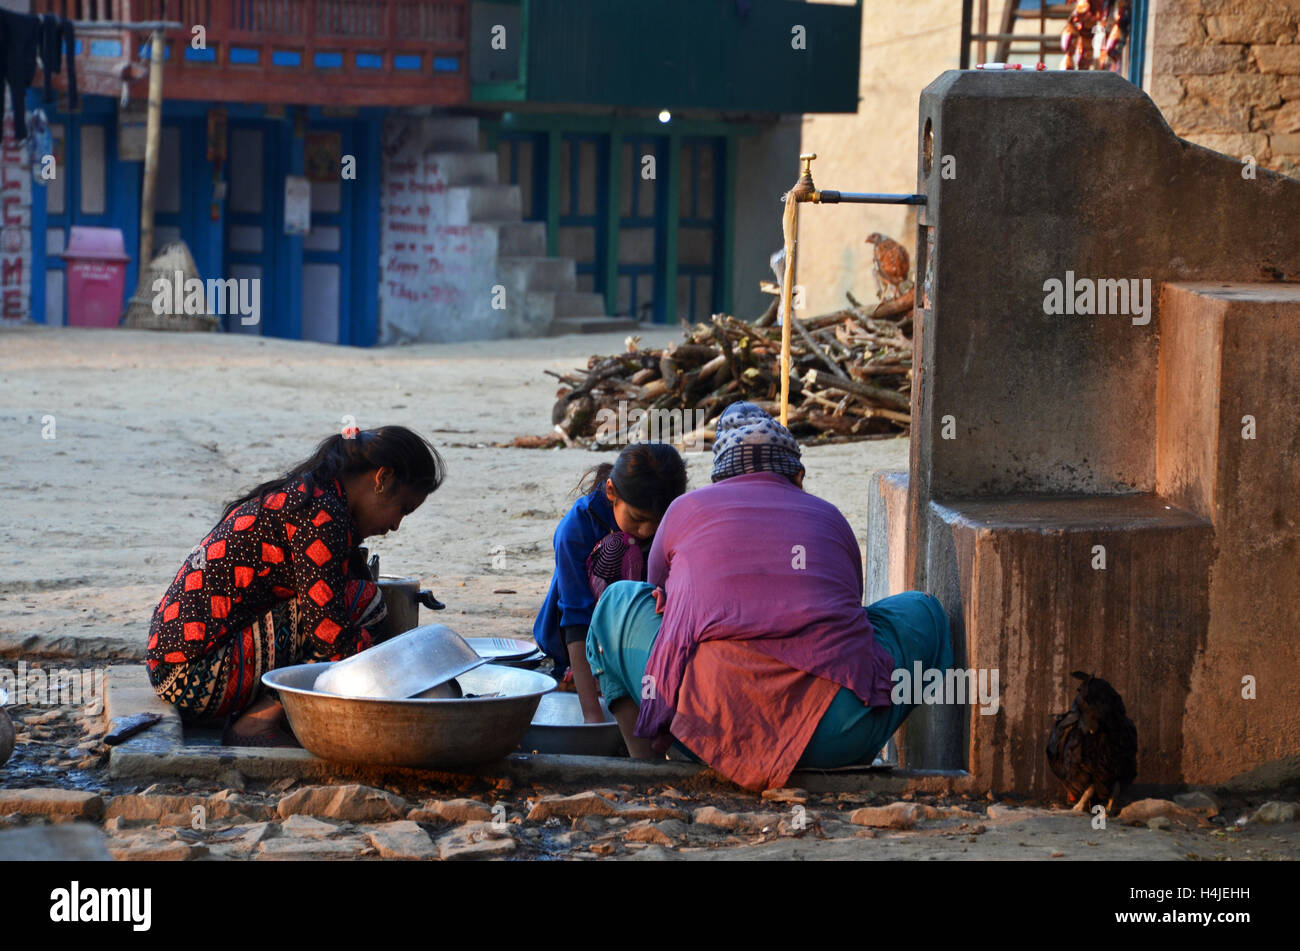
left=781, top=158, right=926, bottom=206
left=816, top=190, right=926, bottom=205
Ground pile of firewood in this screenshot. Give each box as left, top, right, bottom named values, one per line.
left=515, top=289, right=914, bottom=450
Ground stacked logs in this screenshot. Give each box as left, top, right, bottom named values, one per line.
left=517, top=290, right=914, bottom=450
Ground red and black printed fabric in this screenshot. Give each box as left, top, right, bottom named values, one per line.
left=147, top=478, right=372, bottom=674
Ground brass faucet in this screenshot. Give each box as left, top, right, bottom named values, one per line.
left=781, top=151, right=926, bottom=206
left=786, top=152, right=819, bottom=202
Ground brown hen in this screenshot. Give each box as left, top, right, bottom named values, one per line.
left=866, top=232, right=909, bottom=302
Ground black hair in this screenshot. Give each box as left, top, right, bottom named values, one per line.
left=221, top=425, right=446, bottom=520
left=577, top=442, right=688, bottom=520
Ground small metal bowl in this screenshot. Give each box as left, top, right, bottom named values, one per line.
left=519, top=691, right=624, bottom=757
left=312, top=624, right=487, bottom=700
left=264, top=663, right=556, bottom=768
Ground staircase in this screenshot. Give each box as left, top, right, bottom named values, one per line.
left=419, top=117, right=638, bottom=337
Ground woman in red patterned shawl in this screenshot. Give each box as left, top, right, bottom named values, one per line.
left=146, top=426, right=445, bottom=746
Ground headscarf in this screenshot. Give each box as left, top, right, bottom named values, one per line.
left=710, top=401, right=803, bottom=482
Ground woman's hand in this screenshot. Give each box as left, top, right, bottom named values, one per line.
left=652, top=586, right=667, bottom=615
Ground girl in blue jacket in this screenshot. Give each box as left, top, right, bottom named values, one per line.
left=534, top=442, right=687, bottom=722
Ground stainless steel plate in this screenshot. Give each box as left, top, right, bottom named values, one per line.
left=466, top=637, right=540, bottom=663
left=313, top=624, right=487, bottom=700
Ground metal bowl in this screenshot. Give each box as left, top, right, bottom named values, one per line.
left=312, top=624, right=486, bottom=700
left=519, top=691, right=624, bottom=757
left=263, top=663, right=557, bottom=768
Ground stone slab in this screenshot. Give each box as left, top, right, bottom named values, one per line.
left=255, top=836, right=367, bottom=861
left=0, top=788, right=105, bottom=820
left=366, top=820, right=437, bottom=860
left=102, top=664, right=183, bottom=756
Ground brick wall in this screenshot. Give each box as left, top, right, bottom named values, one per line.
left=1151, top=0, right=1300, bottom=176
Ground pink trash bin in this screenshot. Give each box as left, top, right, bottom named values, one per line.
left=61, top=227, right=130, bottom=327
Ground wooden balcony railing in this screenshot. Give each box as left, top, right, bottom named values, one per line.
left=34, top=0, right=470, bottom=107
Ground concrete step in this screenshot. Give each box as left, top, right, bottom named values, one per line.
left=482, top=221, right=546, bottom=257
left=499, top=256, right=575, bottom=293
left=424, top=151, right=499, bottom=186
left=1154, top=282, right=1300, bottom=790
left=549, top=315, right=641, bottom=335
left=453, top=184, right=521, bottom=222
left=420, top=116, right=480, bottom=152
left=892, top=486, right=1214, bottom=795
left=552, top=291, right=607, bottom=317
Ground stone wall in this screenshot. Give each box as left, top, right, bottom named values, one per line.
left=1150, top=0, right=1300, bottom=176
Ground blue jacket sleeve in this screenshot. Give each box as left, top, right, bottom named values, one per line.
left=553, top=508, right=600, bottom=630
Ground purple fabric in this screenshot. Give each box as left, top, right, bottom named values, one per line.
left=636, top=472, right=896, bottom=741
left=586, top=530, right=647, bottom=600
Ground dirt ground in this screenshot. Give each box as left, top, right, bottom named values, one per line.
left=1, top=323, right=1297, bottom=862
left=0, top=324, right=906, bottom=656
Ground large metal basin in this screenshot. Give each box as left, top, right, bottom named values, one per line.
left=263, top=663, right=556, bottom=768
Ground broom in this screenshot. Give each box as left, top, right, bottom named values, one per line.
left=121, top=240, right=220, bottom=332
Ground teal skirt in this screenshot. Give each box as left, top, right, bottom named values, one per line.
left=586, top=583, right=954, bottom=769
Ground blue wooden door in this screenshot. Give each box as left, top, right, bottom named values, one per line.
left=153, top=117, right=206, bottom=262
left=300, top=121, right=354, bottom=345
left=224, top=121, right=282, bottom=336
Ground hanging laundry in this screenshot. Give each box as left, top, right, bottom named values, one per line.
left=38, top=14, right=77, bottom=111
left=61, top=19, right=77, bottom=111
left=39, top=14, right=57, bottom=101
left=0, top=8, right=41, bottom=142
left=26, top=107, right=51, bottom=181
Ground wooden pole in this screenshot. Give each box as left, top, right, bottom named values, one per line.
left=977, top=0, right=988, bottom=64
left=137, top=29, right=165, bottom=274
left=778, top=190, right=798, bottom=427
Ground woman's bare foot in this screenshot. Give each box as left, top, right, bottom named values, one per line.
left=224, top=697, right=297, bottom=747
